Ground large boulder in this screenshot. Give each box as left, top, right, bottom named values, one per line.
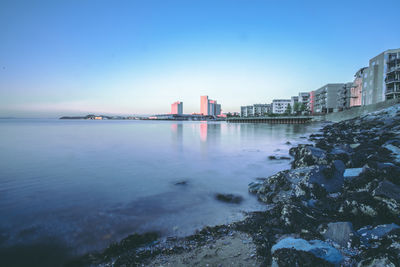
left=357, top=223, right=400, bottom=245
left=373, top=180, right=400, bottom=202
left=271, top=237, right=343, bottom=266
left=249, top=162, right=344, bottom=204
left=290, top=145, right=329, bottom=169
left=321, top=222, right=355, bottom=248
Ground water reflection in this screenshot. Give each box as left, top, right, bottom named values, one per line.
left=171, top=123, right=183, bottom=151
left=0, top=119, right=322, bottom=266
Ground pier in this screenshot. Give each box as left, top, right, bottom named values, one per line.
left=227, top=116, right=313, bottom=124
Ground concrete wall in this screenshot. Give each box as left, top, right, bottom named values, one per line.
left=317, top=98, right=400, bottom=122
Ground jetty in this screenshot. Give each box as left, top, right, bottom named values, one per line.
left=227, top=116, right=313, bottom=124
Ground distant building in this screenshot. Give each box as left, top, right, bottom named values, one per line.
left=272, top=99, right=291, bottom=114
left=308, top=91, right=315, bottom=114
left=298, top=92, right=310, bottom=104
left=254, top=104, right=271, bottom=116
left=362, top=48, right=400, bottom=105
left=241, top=105, right=254, bottom=117
left=313, top=83, right=345, bottom=114
left=241, top=104, right=271, bottom=117
left=290, top=96, right=298, bottom=114
left=200, top=96, right=222, bottom=116
left=337, top=82, right=353, bottom=111
left=350, top=67, right=367, bottom=107
left=171, top=101, right=183, bottom=115
left=386, top=50, right=400, bottom=100
left=297, top=92, right=310, bottom=114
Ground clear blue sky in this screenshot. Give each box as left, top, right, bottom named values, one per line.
left=1, top=0, right=399, bottom=117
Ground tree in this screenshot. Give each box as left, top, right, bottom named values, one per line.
left=293, top=102, right=301, bottom=115
left=285, top=104, right=292, bottom=115
left=299, top=103, right=308, bottom=114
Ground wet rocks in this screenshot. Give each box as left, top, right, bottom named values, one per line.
left=321, top=222, right=355, bottom=247
left=372, top=180, right=400, bottom=202
left=249, top=104, right=400, bottom=265
left=290, top=145, right=328, bottom=168
left=357, top=224, right=400, bottom=245
left=268, top=155, right=291, bottom=160
left=215, top=193, right=243, bottom=204
left=343, top=168, right=363, bottom=180
left=174, top=180, right=188, bottom=186
left=249, top=163, right=344, bottom=204
left=271, top=237, right=343, bottom=266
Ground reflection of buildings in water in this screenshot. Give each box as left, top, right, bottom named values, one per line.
left=199, top=122, right=221, bottom=143
left=200, top=123, right=207, bottom=142
left=237, top=122, right=312, bottom=141
left=171, top=123, right=183, bottom=149
left=199, top=123, right=221, bottom=157
left=199, top=122, right=221, bottom=157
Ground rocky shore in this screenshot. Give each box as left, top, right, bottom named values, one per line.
left=69, top=104, right=400, bottom=266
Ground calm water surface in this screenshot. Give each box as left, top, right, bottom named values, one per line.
left=0, top=119, right=321, bottom=264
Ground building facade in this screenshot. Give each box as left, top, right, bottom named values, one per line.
left=337, top=82, right=353, bottom=111
left=240, top=104, right=271, bottom=117
left=298, top=92, right=310, bottom=104
left=272, top=99, right=291, bottom=114
left=350, top=67, right=367, bottom=107
left=362, top=48, right=400, bottom=105
left=308, top=91, right=315, bottom=114
left=290, top=96, right=299, bottom=114
left=241, top=105, right=254, bottom=117
left=298, top=92, right=310, bottom=114
left=200, top=96, right=221, bottom=116
left=386, top=50, right=400, bottom=100
left=254, top=104, right=271, bottom=116
left=171, top=101, right=183, bottom=115
left=313, top=84, right=344, bottom=114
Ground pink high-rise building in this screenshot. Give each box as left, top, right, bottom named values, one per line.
left=350, top=67, right=367, bottom=107
left=200, top=96, right=221, bottom=116
left=309, top=91, right=315, bottom=114
left=171, top=101, right=183, bottom=114
left=200, top=96, right=209, bottom=115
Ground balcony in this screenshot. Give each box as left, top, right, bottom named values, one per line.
left=388, top=55, right=399, bottom=62
left=385, top=78, right=400, bottom=84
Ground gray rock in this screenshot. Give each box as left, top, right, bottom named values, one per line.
left=383, top=143, right=400, bottom=163
left=322, top=221, right=354, bottom=247
left=291, top=145, right=328, bottom=168
left=357, top=223, right=400, bottom=244
left=350, top=143, right=360, bottom=149
left=373, top=180, right=400, bottom=202
left=343, top=168, right=363, bottom=179
left=249, top=164, right=344, bottom=204
left=271, top=237, right=343, bottom=265
left=215, top=193, right=243, bottom=204
left=357, top=257, right=396, bottom=267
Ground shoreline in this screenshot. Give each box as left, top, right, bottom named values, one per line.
left=68, top=104, right=400, bottom=266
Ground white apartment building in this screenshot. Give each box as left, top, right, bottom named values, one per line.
left=240, top=104, right=271, bottom=117
left=272, top=99, right=291, bottom=114
left=290, top=96, right=298, bottom=114
left=362, top=48, right=400, bottom=105
left=240, top=105, right=254, bottom=117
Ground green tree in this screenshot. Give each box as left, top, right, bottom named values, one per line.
left=293, top=102, right=301, bottom=115
left=299, top=103, right=307, bottom=113
left=285, top=104, right=292, bottom=115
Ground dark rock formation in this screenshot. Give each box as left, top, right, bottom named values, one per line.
left=215, top=193, right=243, bottom=204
